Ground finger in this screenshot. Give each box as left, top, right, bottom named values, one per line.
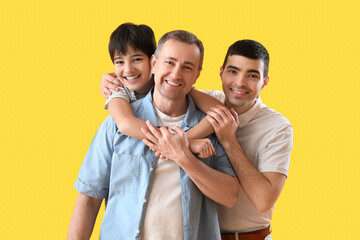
left=141, top=127, right=159, bottom=145
left=142, top=139, right=158, bottom=152
left=207, top=110, right=225, bottom=124
left=101, top=89, right=110, bottom=99
left=211, top=106, right=231, bottom=121
left=168, top=126, right=185, bottom=137
left=146, top=121, right=164, bottom=140
left=155, top=151, right=161, bottom=158
left=206, top=115, right=220, bottom=129
left=230, top=108, right=240, bottom=125
left=104, top=80, right=120, bottom=92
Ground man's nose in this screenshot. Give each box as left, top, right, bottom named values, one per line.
left=170, top=65, right=182, bottom=80
left=235, top=74, right=247, bottom=86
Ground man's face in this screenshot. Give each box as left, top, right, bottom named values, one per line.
left=151, top=39, right=201, bottom=103
left=221, top=55, right=269, bottom=114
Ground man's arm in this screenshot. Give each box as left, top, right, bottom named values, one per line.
left=142, top=121, right=239, bottom=208
left=206, top=106, right=287, bottom=212
left=67, top=193, right=103, bottom=240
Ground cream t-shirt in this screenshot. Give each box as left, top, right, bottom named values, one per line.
left=142, top=104, right=186, bottom=240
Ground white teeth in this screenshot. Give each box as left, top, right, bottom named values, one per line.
left=124, top=75, right=140, bottom=80
left=232, top=89, right=246, bottom=94
left=167, top=81, right=180, bottom=87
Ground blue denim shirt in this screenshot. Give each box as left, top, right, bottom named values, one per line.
left=74, top=91, right=236, bottom=240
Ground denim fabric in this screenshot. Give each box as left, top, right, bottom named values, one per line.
left=74, top=91, right=235, bottom=240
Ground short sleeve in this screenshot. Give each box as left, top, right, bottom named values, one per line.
left=104, top=87, right=136, bottom=109
left=74, top=116, right=117, bottom=199
left=258, top=125, right=294, bottom=177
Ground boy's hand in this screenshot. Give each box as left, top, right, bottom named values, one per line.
left=100, top=73, right=123, bottom=98
left=206, top=106, right=239, bottom=145
left=188, top=139, right=216, bottom=158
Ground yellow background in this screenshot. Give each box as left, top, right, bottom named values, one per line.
left=1, top=0, right=359, bottom=239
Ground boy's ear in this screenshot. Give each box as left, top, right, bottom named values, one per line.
left=150, top=54, right=157, bottom=74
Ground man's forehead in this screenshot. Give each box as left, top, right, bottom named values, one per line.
left=159, top=39, right=200, bottom=64
left=225, top=55, right=264, bottom=70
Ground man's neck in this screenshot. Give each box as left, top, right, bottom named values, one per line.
left=152, top=93, right=188, bottom=117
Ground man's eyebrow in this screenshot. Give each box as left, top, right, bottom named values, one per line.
left=167, top=57, right=196, bottom=67
left=226, top=65, right=240, bottom=71
left=226, top=65, right=261, bottom=74
left=247, top=69, right=261, bottom=74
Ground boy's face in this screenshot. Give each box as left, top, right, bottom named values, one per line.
left=114, top=47, right=152, bottom=95
left=220, top=55, right=269, bottom=114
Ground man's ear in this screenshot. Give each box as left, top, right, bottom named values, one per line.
left=194, top=67, right=202, bottom=84
left=261, top=75, right=270, bottom=90
left=150, top=54, right=157, bottom=74
left=220, top=66, right=224, bottom=79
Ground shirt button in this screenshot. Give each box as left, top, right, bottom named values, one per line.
left=144, top=199, right=147, bottom=203
left=137, top=230, right=140, bottom=234
left=150, top=167, right=153, bottom=171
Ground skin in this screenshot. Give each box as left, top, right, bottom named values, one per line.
left=142, top=39, right=239, bottom=207
left=68, top=39, right=239, bottom=239
left=205, top=55, right=287, bottom=212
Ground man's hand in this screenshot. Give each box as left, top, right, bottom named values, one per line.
left=188, top=139, right=216, bottom=158
left=206, top=106, right=239, bottom=144
left=141, top=120, right=191, bottom=162
left=100, top=73, right=123, bottom=98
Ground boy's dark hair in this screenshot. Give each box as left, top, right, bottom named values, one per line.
left=108, top=23, right=156, bottom=63
left=222, top=40, right=270, bottom=77
left=154, top=30, right=204, bottom=69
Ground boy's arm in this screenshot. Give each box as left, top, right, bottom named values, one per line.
left=142, top=121, right=239, bottom=208
left=67, top=193, right=102, bottom=240
left=187, top=88, right=226, bottom=139
left=108, top=98, right=147, bottom=140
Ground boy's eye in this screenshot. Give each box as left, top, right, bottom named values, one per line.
left=134, top=58, right=143, bottom=62
left=115, top=60, right=124, bottom=65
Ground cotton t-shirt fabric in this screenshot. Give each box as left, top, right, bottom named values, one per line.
left=74, top=91, right=236, bottom=240
left=204, top=90, right=293, bottom=233
left=104, top=86, right=146, bottom=109
left=142, top=104, right=185, bottom=240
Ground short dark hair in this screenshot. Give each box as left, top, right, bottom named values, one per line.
left=222, top=40, right=270, bottom=77
left=108, top=23, right=156, bottom=63
left=154, top=30, right=204, bottom=69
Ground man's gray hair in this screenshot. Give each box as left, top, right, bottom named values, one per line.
left=154, top=30, right=204, bottom=69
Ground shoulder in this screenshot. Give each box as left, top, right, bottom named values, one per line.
left=203, top=90, right=225, bottom=103
left=257, top=104, right=293, bottom=132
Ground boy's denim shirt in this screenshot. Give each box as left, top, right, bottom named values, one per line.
left=74, top=90, right=236, bottom=240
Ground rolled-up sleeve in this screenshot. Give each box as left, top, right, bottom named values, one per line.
left=74, top=116, right=117, bottom=199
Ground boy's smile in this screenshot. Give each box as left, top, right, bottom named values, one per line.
left=114, top=47, right=153, bottom=95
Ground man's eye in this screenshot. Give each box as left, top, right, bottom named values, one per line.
left=115, top=61, right=124, bottom=64
left=228, top=70, right=236, bottom=74
left=134, top=58, right=143, bottom=62
left=184, top=66, right=193, bottom=71
left=249, top=74, right=259, bottom=79
left=165, top=61, right=173, bottom=65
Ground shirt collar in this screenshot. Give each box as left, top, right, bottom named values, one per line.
left=237, top=97, right=263, bottom=128
left=142, top=89, right=199, bottom=131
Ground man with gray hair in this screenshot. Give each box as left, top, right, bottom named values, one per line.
left=68, top=30, right=239, bottom=240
